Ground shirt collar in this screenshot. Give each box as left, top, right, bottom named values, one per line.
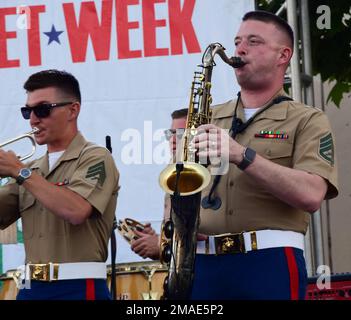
left=212, top=88, right=290, bottom=121
left=29, top=132, right=88, bottom=174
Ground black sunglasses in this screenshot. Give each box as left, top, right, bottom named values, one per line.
left=164, top=128, right=185, bottom=141
left=21, top=102, right=73, bottom=120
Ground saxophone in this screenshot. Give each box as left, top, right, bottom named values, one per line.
left=159, top=43, right=245, bottom=299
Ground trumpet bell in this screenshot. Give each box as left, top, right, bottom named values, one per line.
left=0, top=127, right=38, bottom=161
left=159, top=162, right=211, bottom=196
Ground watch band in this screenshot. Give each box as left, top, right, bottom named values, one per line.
left=16, top=176, right=26, bottom=185
left=237, top=147, right=256, bottom=171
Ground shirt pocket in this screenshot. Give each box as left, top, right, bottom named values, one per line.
left=19, top=189, right=36, bottom=239
left=249, top=139, right=294, bottom=167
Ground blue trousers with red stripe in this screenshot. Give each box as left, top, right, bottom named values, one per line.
left=190, top=247, right=307, bottom=300
left=16, top=279, right=111, bottom=300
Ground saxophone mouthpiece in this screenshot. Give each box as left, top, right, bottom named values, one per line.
left=230, top=56, right=246, bottom=68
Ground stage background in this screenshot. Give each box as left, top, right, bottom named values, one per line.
left=0, top=0, right=254, bottom=274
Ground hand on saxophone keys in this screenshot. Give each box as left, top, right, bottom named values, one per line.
left=191, top=124, right=226, bottom=163
left=192, top=124, right=246, bottom=167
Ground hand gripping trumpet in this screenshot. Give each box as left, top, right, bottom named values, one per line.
left=0, top=127, right=38, bottom=186
left=0, top=127, right=39, bottom=161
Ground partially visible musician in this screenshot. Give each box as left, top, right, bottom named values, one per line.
left=131, top=108, right=188, bottom=260
left=0, top=70, right=119, bottom=300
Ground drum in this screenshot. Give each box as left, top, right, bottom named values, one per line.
left=107, top=261, right=168, bottom=300
left=0, top=270, right=18, bottom=300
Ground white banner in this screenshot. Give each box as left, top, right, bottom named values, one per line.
left=0, top=0, right=254, bottom=268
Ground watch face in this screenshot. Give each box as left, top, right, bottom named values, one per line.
left=245, top=148, right=256, bottom=163
left=20, top=168, right=31, bottom=178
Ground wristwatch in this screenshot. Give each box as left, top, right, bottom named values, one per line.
left=237, top=147, right=256, bottom=171
left=16, top=168, right=32, bottom=185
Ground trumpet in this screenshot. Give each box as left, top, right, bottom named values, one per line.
left=0, top=127, right=39, bottom=161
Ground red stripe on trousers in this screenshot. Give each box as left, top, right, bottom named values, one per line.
left=86, top=279, right=95, bottom=300
left=284, top=247, right=299, bottom=300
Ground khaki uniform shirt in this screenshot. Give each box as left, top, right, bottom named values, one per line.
left=199, top=90, right=338, bottom=235
left=0, top=132, right=119, bottom=263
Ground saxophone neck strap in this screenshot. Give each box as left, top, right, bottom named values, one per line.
left=202, top=92, right=294, bottom=210
left=230, top=92, right=293, bottom=138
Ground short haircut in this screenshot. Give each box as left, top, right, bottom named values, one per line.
left=171, top=108, right=188, bottom=119
left=243, top=10, right=294, bottom=48
left=24, top=69, right=81, bottom=103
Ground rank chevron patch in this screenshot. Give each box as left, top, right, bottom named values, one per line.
left=85, top=161, right=106, bottom=186
left=318, top=133, right=334, bottom=166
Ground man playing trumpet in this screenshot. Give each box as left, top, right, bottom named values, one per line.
left=0, top=70, right=119, bottom=300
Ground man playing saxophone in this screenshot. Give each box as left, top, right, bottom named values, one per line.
left=191, top=11, right=338, bottom=300
left=0, top=70, right=119, bottom=300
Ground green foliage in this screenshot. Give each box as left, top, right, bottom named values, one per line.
left=257, top=0, right=351, bottom=107
left=327, top=81, right=351, bottom=107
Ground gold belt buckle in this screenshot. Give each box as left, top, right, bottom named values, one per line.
left=214, top=233, right=245, bottom=254
left=28, top=263, right=59, bottom=281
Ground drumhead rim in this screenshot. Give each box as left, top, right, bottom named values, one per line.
left=107, top=261, right=168, bottom=275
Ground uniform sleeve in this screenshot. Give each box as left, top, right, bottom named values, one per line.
left=67, top=147, right=119, bottom=215
left=0, top=180, right=21, bottom=229
left=293, top=110, right=338, bottom=199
